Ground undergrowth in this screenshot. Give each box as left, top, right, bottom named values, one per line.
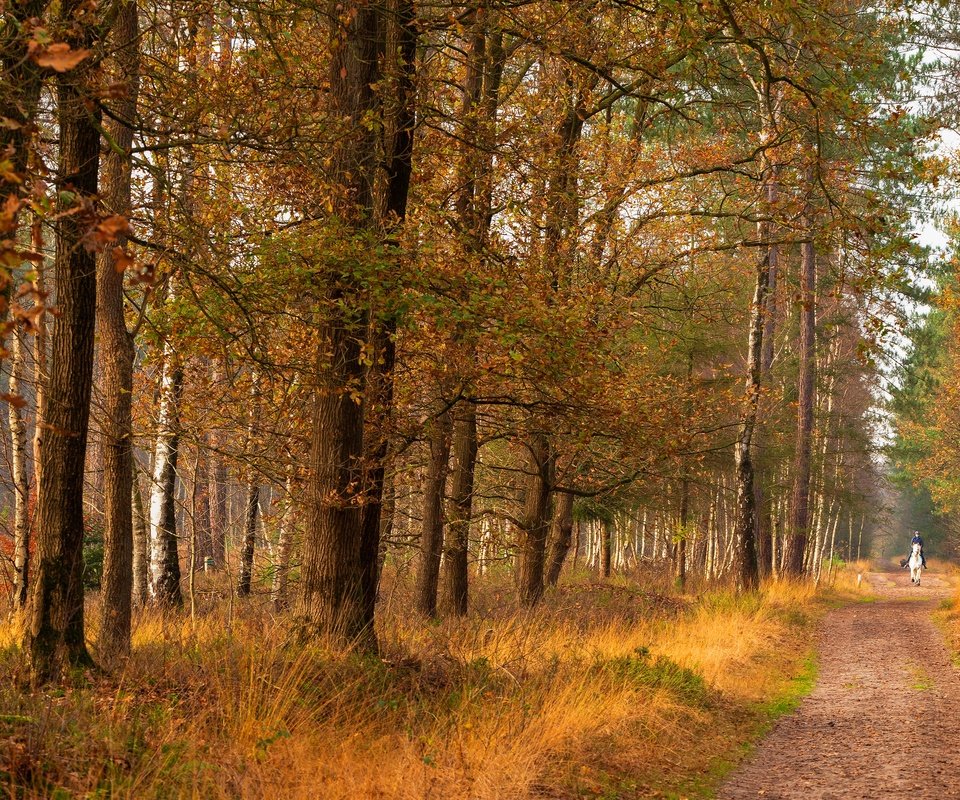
left=0, top=568, right=858, bottom=799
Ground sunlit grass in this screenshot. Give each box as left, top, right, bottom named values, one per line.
left=0, top=565, right=848, bottom=799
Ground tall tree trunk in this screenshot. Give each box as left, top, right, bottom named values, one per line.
left=753, top=191, right=779, bottom=579
left=675, top=477, right=690, bottom=589
left=785, top=217, right=817, bottom=577
left=9, top=325, right=30, bottom=610
left=272, top=468, right=297, bottom=610
left=296, top=1, right=384, bottom=647
left=236, top=483, right=260, bottom=597
left=236, top=379, right=261, bottom=597
left=26, top=10, right=101, bottom=680
left=443, top=402, right=477, bottom=613
left=439, top=6, right=497, bottom=618
left=545, top=490, right=574, bottom=586
left=515, top=66, right=582, bottom=604
left=730, top=248, right=770, bottom=593
left=32, top=213, right=48, bottom=500
left=131, top=462, right=149, bottom=607
left=415, top=410, right=452, bottom=617
left=600, top=517, right=612, bottom=579
left=357, top=324, right=393, bottom=638
left=148, top=343, right=183, bottom=606
left=515, top=433, right=553, bottom=606
left=97, top=0, right=140, bottom=661
left=192, top=444, right=212, bottom=563
left=209, top=447, right=227, bottom=568
left=353, top=0, right=417, bottom=638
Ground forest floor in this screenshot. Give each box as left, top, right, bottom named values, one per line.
left=0, top=569, right=849, bottom=800
left=719, top=565, right=960, bottom=799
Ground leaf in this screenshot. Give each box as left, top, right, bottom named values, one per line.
left=98, top=215, right=131, bottom=239
left=17, top=250, right=44, bottom=265
left=86, top=215, right=132, bottom=250
left=1, top=393, right=27, bottom=409
left=113, top=247, right=134, bottom=273
left=34, top=43, right=91, bottom=73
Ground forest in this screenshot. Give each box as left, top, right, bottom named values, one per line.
left=2, top=0, right=960, bottom=796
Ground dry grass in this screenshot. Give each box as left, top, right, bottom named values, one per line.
left=0, top=569, right=845, bottom=799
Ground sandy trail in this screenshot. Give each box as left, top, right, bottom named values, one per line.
left=719, top=568, right=960, bottom=799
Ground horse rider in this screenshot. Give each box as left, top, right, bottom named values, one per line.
left=908, top=530, right=927, bottom=569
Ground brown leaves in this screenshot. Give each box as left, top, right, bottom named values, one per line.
left=13, top=298, right=48, bottom=336
left=113, top=247, right=135, bottom=273
left=97, top=214, right=131, bottom=241
left=82, top=214, right=131, bottom=251
left=1, top=393, right=27, bottom=409
left=30, top=43, right=91, bottom=73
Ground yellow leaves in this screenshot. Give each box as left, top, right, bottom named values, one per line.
left=30, top=42, right=91, bottom=73
left=0, top=158, right=22, bottom=185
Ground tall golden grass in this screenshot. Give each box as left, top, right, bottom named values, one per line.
left=0, top=569, right=854, bottom=799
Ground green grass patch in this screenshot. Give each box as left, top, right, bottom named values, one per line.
left=909, top=663, right=934, bottom=691
left=600, top=646, right=709, bottom=707
left=756, top=651, right=818, bottom=720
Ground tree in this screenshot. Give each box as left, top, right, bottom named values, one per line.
left=97, top=0, right=140, bottom=660
left=26, top=1, right=103, bottom=681
left=295, top=0, right=383, bottom=648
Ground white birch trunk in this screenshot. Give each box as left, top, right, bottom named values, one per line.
left=148, top=338, right=183, bottom=604
left=9, top=325, right=30, bottom=610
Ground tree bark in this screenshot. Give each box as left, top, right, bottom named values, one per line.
left=236, top=483, right=260, bottom=597
left=236, top=379, right=261, bottom=597
left=148, top=343, right=183, bottom=606
left=753, top=195, right=778, bottom=579
left=295, top=0, right=383, bottom=648
left=545, top=490, right=574, bottom=587
left=9, top=325, right=30, bottom=610
left=515, top=433, right=553, bottom=606
left=600, top=517, right=613, bottom=579
left=272, top=468, right=296, bottom=610
left=438, top=8, right=502, bottom=616
left=209, top=447, right=227, bottom=568
left=26, top=9, right=101, bottom=680
left=97, top=0, right=139, bottom=661
left=443, top=402, right=477, bottom=613
left=675, top=477, right=690, bottom=589
left=131, top=462, right=149, bottom=607
left=354, top=0, right=417, bottom=634
left=730, top=248, right=770, bottom=593
left=415, top=410, right=452, bottom=617
left=785, top=219, right=817, bottom=577
left=192, top=444, right=212, bottom=563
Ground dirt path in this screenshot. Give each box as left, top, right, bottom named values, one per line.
left=719, top=568, right=960, bottom=799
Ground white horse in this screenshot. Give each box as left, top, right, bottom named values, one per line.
left=909, top=542, right=924, bottom=585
